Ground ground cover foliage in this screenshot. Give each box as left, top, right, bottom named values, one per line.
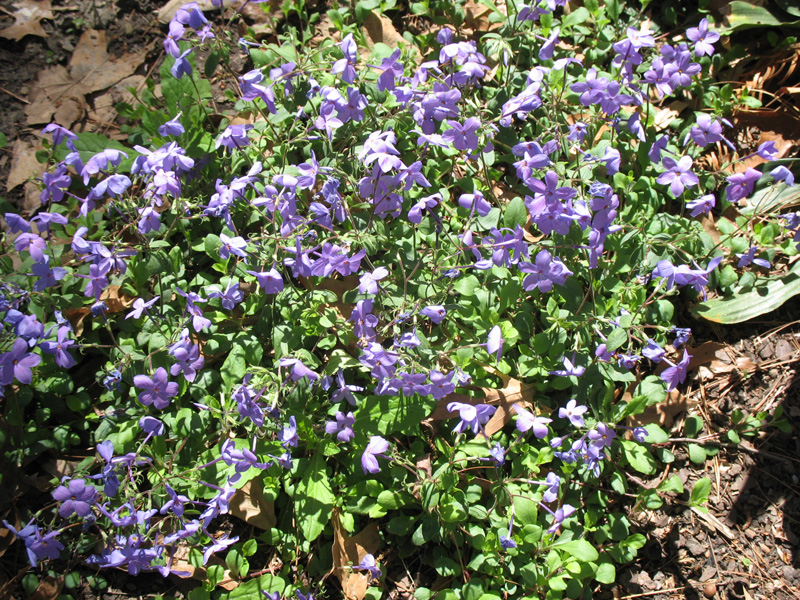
left=0, top=0, right=797, bottom=598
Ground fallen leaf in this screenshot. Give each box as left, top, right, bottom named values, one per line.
left=229, top=478, right=277, bottom=530
left=63, top=285, right=137, bottom=336
left=87, top=75, right=146, bottom=137
left=429, top=366, right=541, bottom=438
left=463, top=0, right=505, bottom=33
left=0, top=0, right=53, bottom=41
left=331, top=509, right=380, bottom=600
left=7, top=138, right=45, bottom=192
left=157, top=0, right=239, bottom=24
left=163, top=540, right=238, bottom=590
left=630, top=389, right=687, bottom=429
left=26, top=29, right=146, bottom=126
left=362, top=12, right=404, bottom=48
left=29, top=576, right=62, bottom=600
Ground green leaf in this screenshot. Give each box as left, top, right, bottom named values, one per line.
left=658, top=474, right=684, bottom=494
left=688, top=443, right=707, bottom=464
left=721, top=1, right=800, bottom=33
left=694, top=258, right=800, bottom=324
left=606, top=327, right=627, bottom=352
left=595, top=562, right=616, bottom=584
left=221, top=345, right=247, bottom=389
left=294, top=452, right=334, bottom=542
left=504, top=196, right=528, bottom=228
left=557, top=539, right=599, bottom=562
left=690, top=477, right=711, bottom=507
left=454, top=275, right=482, bottom=296
left=621, top=440, right=656, bottom=474
left=643, top=424, right=669, bottom=444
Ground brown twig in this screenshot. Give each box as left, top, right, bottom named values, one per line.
left=0, top=86, right=29, bottom=104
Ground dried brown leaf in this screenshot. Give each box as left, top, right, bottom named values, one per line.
left=630, top=389, right=687, bottom=429
left=0, top=0, right=53, bottom=41
left=157, top=0, right=239, bottom=24
left=26, top=30, right=146, bottom=126
left=362, top=12, right=404, bottom=48
left=428, top=367, right=540, bottom=438
left=332, top=509, right=380, bottom=600
left=229, top=478, right=277, bottom=530
left=7, top=138, right=45, bottom=192
left=29, top=576, right=62, bottom=600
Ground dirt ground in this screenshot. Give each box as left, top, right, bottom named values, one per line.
left=1, top=1, right=799, bottom=599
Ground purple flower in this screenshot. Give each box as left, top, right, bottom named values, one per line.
left=642, top=339, right=665, bottom=362
left=408, top=193, right=441, bottom=224
left=648, top=135, right=669, bottom=163
left=219, top=233, right=248, bottom=259
left=359, top=267, right=389, bottom=295
left=0, top=338, right=41, bottom=385
left=446, top=402, right=497, bottom=436
left=31, top=257, right=67, bottom=292
left=332, top=34, right=358, bottom=83
left=685, top=114, right=732, bottom=149
left=279, top=357, right=319, bottom=382
left=42, top=123, right=78, bottom=147
left=39, top=326, right=77, bottom=368
left=428, top=370, right=455, bottom=399
left=133, top=367, right=179, bottom=409
left=617, top=354, right=641, bottom=369
left=246, top=265, right=284, bottom=294
left=441, top=117, right=481, bottom=154
left=725, top=168, right=762, bottom=202
left=357, top=554, right=382, bottom=580
left=771, top=166, right=795, bottom=186
left=421, top=305, right=447, bottom=324
left=208, top=282, right=244, bottom=310
left=519, top=250, right=573, bottom=293
left=757, top=141, right=778, bottom=160
left=660, top=349, right=691, bottom=391
left=736, top=246, right=771, bottom=269
left=361, top=436, right=390, bottom=474
left=139, top=416, right=165, bottom=436
left=687, top=18, right=719, bottom=56
left=52, top=478, right=96, bottom=518
left=203, top=534, right=239, bottom=565
left=171, top=48, right=193, bottom=79
left=549, top=355, right=585, bottom=378
left=686, top=194, right=715, bottom=217
left=546, top=503, right=576, bottom=534
left=126, top=296, right=160, bottom=319
left=486, top=325, right=504, bottom=363
left=571, top=68, right=609, bottom=106
left=325, top=411, right=356, bottom=442
left=672, top=327, right=691, bottom=348
left=215, top=124, right=253, bottom=150
left=558, top=399, right=588, bottom=428
left=457, top=191, right=492, bottom=216
left=588, top=422, right=617, bottom=449
left=512, top=404, right=551, bottom=438
left=158, top=113, right=185, bottom=137
left=657, top=156, right=698, bottom=197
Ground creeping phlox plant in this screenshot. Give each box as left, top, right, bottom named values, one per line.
left=1, top=0, right=796, bottom=598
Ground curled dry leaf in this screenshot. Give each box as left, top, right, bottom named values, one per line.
left=7, top=138, right=45, bottom=192
left=229, top=478, right=277, bottom=530
left=29, top=576, right=62, bottom=600
left=363, top=12, right=404, bottom=49
left=26, top=29, right=146, bottom=127
left=63, top=285, right=137, bottom=336
left=0, top=0, right=53, bottom=41
left=332, top=509, right=380, bottom=600
left=429, top=366, right=540, bottom=438
left=157, top=0, right=240, bottom=25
